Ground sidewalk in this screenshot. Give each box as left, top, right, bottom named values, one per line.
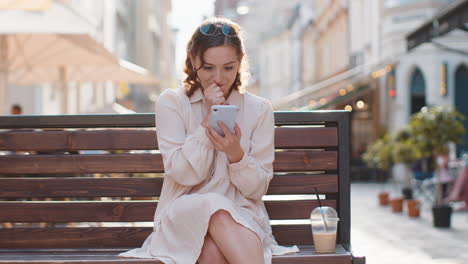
left=350, top=183, right=468, bottom=264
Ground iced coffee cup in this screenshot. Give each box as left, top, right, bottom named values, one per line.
left=310, top=206, right=339, bottom=253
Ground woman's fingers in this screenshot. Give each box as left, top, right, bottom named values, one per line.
left=208, top=126, right=225, bottom=144
left=218, top=121, right=232, bottom=137
left=205, top=127, right=223, bottom=150
left=234, top=123, right=241, bottom=138
left=205, top=84, right=225, bottom=106
left=205, top=121, right=242, bottom=154
left=209, top=126, right=225, bottom=143
left=214, top=98, right=225, bottom=105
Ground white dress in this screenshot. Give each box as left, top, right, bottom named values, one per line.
left=119, top=87, right=299, bottom=264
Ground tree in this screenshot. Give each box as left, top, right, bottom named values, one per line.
left=409, top=105, right=465, bottom=205
left=392, top=127, right=421, bottom=164
left=363, top=133, right=394, bottom=172
left=391, top=126, right=421, bottom=190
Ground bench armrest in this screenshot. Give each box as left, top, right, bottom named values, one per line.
left=343, top=244, right=366, bottom=264
left=352, top=255, right=366, bottom=264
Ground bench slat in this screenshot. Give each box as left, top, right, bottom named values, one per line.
left=0, top=225, right=317, bottom=248
left=0, top=227, right=150, bottom=248
left=269, top=174, right=338, bottom=194
left=0, top=200, right=336, bottom=222
left=0, top=177, right=164, bottom=198
left=0, top=130, right=157, bottom=151
left=0, top=175, right=338, bottom=198
left=0, top=127, right=337, bottom=151
left=0, top=112, right=347, bottom=129
left=275, top=127, right=337, bottom=148
left=0, top=245, right=347, bottom=255
left=0, top=245, right=352, bottom=264
left=279, top=151, right=338, bottom=172
left=0, top=151, right=337, bottom=174
left=0, top=154, right=163, bottom=174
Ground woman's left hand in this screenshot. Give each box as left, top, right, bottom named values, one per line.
left=206, top=122, right=244, bottom=163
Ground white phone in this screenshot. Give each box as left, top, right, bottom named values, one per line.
left=209, top=105, right=238, bottom=136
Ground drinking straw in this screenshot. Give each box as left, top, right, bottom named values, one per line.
left=314, top=187, right=328, bottom=232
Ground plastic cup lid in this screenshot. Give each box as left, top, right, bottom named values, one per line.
left=310, top=206, right=340, bottom=221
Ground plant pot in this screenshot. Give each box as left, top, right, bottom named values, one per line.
left=378, top=192, right=389, bottom=206
left=390, top=197, right=404, bottom=213
left=432, top=204, right=453, bottom=228
left=406, top=200, right=420, bottom=217
left=402, top=187, right=413, bottom=200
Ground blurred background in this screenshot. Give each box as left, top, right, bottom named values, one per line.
left=2, top=0, right=467, bottom=161
left=213, top=0, right=468, bottom=166
left=1, top=1, right=468, bottom=263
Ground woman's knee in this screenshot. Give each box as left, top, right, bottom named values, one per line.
left=209, top=209, right=233, bottom=228
left=197, top=234, right=227, bottom=264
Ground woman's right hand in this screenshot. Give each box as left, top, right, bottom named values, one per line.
left=202, top=83, right=225, bottom=128
left=204, top=83, right=225, bottom=107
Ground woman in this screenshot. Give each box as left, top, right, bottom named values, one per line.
left=119, top=17, right=298, bottom=264
left=447, top=153, right=468, bottom=211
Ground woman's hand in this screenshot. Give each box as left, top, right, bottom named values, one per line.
left=205, top=122, right=244, bottom=163
left=201, top=83, right=226, bottom=128
left=204, top=83, right=225, bottom=107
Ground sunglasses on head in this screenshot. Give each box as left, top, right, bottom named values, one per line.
left=199, top=23, right=239, bottom=37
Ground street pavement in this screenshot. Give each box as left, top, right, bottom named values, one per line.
left=350, top=183, right=468, bottom=264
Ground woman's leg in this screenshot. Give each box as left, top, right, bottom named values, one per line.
left=207, top=209, right=264, bottom=264
left=197, top=233, right=229, bottom=264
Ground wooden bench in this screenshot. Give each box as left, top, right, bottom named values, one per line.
left=0, top=112, right=365, bottom=264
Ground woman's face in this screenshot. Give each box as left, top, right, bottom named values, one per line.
left=193, top=45, right=240, bottom=98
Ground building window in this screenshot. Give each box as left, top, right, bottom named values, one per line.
left=410, top=68, right=426, bottom=114
left=455, top=65, right=468, bottom=156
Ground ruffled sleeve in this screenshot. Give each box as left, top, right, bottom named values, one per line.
left=156, top=90, right=215, bottom=186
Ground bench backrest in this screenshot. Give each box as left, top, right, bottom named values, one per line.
left=0, top=112, right=350, bottom=249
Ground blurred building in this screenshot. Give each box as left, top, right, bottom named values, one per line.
left=214, top=0, right=303, bottom=98
left=117, top=0, right=176, bottom=112
left=95, top=0, right=175, bottom=113
left=218, top=0, right=468, bottom=156
left=378, top=0, right=457, bottom=126
left=214, top=0, right=349, bottom=103
left=5, top=0, right=175, bottom=115
left=402, top=0, right=468, bottom=156
left=212, top=0, right=468, bottom=160
left=214, top=0, right=240, bottom=18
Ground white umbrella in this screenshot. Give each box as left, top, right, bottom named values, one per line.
left=7, top=58, right=159, bottom=114
left=9, top=59, right=159, bottom=85
left=0, top=0, right=52, bottom=11
left=0, top=2, right=120, bottom=114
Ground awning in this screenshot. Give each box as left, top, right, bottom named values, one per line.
left=298, top=84, right=371, bottom=111
left=407, top=0, right=468, bottom=50
left=10, top=59, right=159, bottom=85
left=272, top=58, right=396, bottom=111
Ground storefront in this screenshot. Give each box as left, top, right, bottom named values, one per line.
left=405, top=0, right=468, bottom=156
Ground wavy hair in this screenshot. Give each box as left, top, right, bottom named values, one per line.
left=183, top=17, right=249, bottom=97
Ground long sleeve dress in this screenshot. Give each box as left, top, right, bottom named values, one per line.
left=118, top=87, right=299, bottom=264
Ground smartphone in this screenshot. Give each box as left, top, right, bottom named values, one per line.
left=209, top=105, right=238, bottom=136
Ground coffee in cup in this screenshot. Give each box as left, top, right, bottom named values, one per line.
left=310, top=206, right=339, bottom=253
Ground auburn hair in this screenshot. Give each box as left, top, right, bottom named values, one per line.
left=183, top=17, right=248, bottom=97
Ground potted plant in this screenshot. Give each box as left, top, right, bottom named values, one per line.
left=391, top=127, right=422, bottom=216
left=409, top=105, right=465, bottom=227
left=392, top=127, right=421, bottom=200
left=363, top=134, right=394, bottom=206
